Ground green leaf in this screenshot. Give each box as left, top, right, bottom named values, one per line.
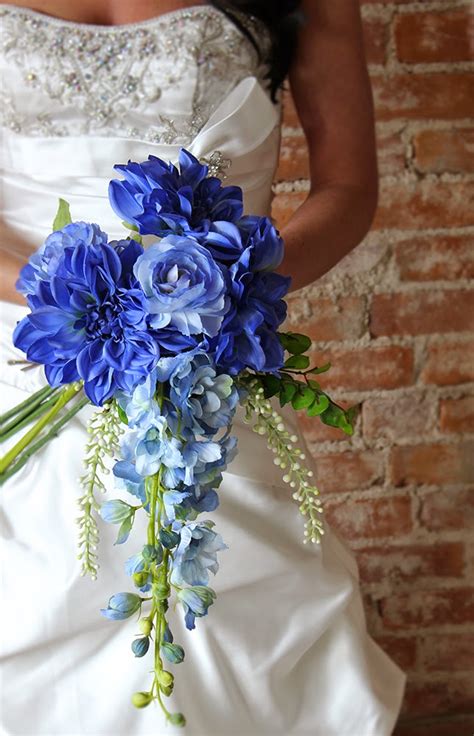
left=320, top=402, right=358, bottom=436
left=279, top=381, right=298, bottom=407
left=116, top=404, right=129, bottom=425
left=284, top=354, right=310, bottom=370
left=114, top=515, right=134, bottom=545
left=307, top=394, right=330, bottom=417
left=261, top=374, right=281, bottom=399
left=121, top=220, right=139, bottom=232
left=279, top=331, right=312, bottom=355
left=306, top=378, right=321, bottom=390
left=52, top=198, right=72, bottom=232
left=307, top=362, right=331, bottom=376
left=291, top=386, right=316, bottom=410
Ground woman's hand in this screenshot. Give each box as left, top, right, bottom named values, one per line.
left=275, top=0, right=378, bottom=293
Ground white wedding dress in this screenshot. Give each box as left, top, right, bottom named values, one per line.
left=0, top=4, right=406, bottom=735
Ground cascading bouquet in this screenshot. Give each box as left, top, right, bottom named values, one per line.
left=0, top=149, right=357, bottom=728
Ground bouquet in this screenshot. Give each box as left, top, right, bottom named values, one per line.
left=0, top=149, right=357, bottom=728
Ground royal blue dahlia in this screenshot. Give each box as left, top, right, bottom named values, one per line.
left=108, top=148, right=243, bottom=238
left=208, top=216, right=292, bottom=374
left=13, top=230, right=159, bottom=405
left=16, top=221, right=108, bottom=297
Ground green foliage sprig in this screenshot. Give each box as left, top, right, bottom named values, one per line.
left=259, top=331, right=359, bottom=435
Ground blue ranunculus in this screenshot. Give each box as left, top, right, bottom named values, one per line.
left=100, top=592, right=142, bottom=621
left=13, top=232, right=159, bottom=405
left=108, top=148, right=243, bottom=238
left=16, top=221, right=108, bottom=296
left=176, top=585, right=217, bottom=630
left=170, top=520, right=227, bottom=587
left=133, top=235, right=228, bottom=338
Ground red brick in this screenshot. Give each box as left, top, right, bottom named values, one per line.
left=380, top=587, right=474, bottom=629
left=363, top=394, right=433, bottom=441
left=401, top=674, right=474, bottom=718
left=390, top=442, right=474, bottom=486
left=420, top=488, right=474, bottom=533
left=394, top=715, right=474, bottom=736
left=286, top=296, right=366, bottom=343
left=371, top=73, right=474, bottom=122
left=363, top=17, right=389, bottom=65
left=324, top=495, right=413, bottom=540
left=372, top=179, right=474, bottom=230
left=314, top=450, right=384, bottom=494
left=275, top=134, right=309, bottom=181
left=297, top=409, right=354, bottom=444
left=440, top=396, right=474, bottom=434
left=373, top=635, right=417, bottom=670
left=370, top=291, right=474, bottom=337
left=413, top=129, right=474, bottom=175
left=310, top=345, right=414, bottom=391
left=395, top=10, right=473, bottom=64
left=419, top=633, right=474, bottom=671
left=272, top=191, right=306, bottom=230
left=355, top=542, right=465, bottom=584
left=422, top=339, right=474, bottom=386
left=394, top=234, right=474, bottom=282
left=376, top=128, right=406, bottom=176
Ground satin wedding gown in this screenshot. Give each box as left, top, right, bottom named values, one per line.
left=0, top=5, right=406, bottom=735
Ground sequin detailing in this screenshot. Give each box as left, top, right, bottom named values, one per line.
left=0, top=5, right=273, bottom=143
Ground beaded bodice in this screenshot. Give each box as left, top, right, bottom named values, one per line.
left=0, top=3, right=273, bottom=145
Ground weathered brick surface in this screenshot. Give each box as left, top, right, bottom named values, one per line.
left=273, top=2, right=474, bottom=729
left=394, top=9, right=473, bottom=64
left=413, top=129, right=474, bottom=175
left=370, top=290, right=474, bottom=337
left=394, top=234, right=474, bottom=282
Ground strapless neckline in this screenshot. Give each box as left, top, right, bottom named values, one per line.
left=0, top=2, right=262, bottom=36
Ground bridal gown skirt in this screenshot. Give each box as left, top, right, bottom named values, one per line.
left=0, top=298, right=406, bottom=736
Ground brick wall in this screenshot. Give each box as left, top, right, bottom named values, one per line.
left=271, top=2, right=474, bottom=733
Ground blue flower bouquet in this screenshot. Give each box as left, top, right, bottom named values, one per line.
left=0, top=149, right=357, bottom=728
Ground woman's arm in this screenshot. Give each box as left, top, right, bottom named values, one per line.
left=0, top=249, right=27, bottom=305
left=275, top=0, right=378, bottom=293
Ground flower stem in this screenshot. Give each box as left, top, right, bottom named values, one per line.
left=1, top=392, right=62, bottom=442
left=0, top=383, right=83, bottom=476
left=0, top=396, right=89, bottom=485
left=0, top=384, right=57, bottom=427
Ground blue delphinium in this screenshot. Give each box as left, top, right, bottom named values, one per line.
left=108, top=148, right=243, bottom=238
left=176, top=586, right=217, bottom=631
left=169, top=351, right=239, bottom=436
left=13, top=232, right=158, bottom=405
left=170, top=520, right=227, bottom=587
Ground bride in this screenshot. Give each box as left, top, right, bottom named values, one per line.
left=0, top=1, right=407, bottom=734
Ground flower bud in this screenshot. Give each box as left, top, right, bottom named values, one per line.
left=160, top=683, right=173, bottom=697
left=131, top=691, right=153, bottom=708
left=133, top=571, right=150, bottom=588
left=169, top=712, right=186, bottom=727
left=157, top=670, right=174, bottom=688
left=131, top=637, right=150, bottom=658
left=138, top=617, right=153, bottom=636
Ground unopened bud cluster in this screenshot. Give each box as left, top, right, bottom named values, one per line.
left=242, top=383, right=324, bottom=544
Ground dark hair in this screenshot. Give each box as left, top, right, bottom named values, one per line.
left=209, top=1, right=304, bottom=103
